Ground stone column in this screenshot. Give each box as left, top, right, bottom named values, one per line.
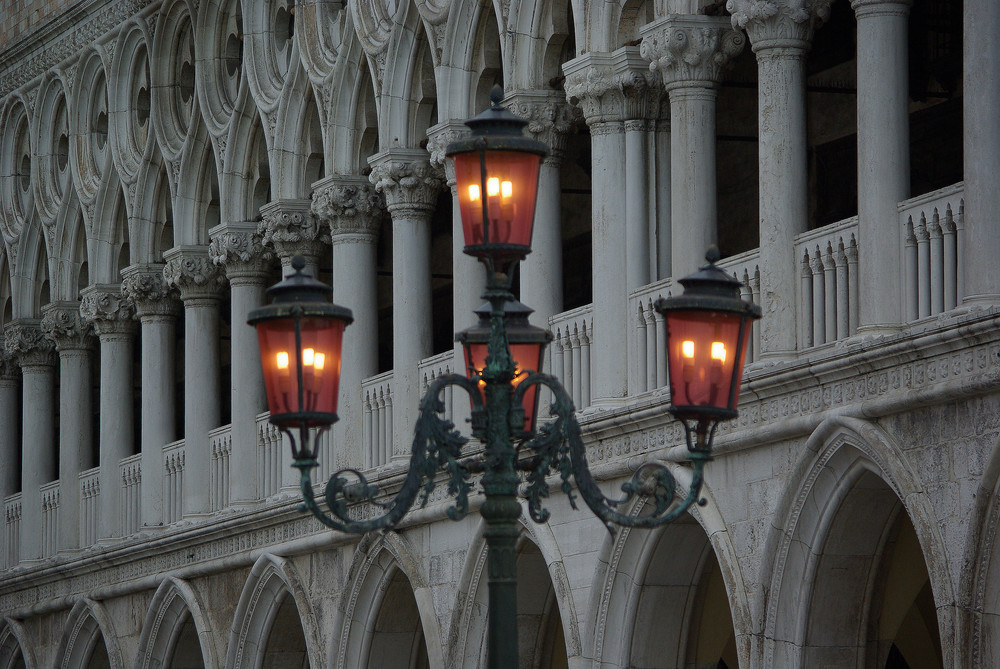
left=41, top=303, right=94, bottom=550
left=369, top=150, right=443, bottom=455
left=0, top=352, right=18, bottom=501
left=209, top=223, right=272, bottom=505
left=653, top=107, right=672, bottom=280
left=5, top=322, right=56, bottom=561
left=122, top=264, right=179, bottom=528
left=963, top=0, right=1000, bottom=303
left=259, top=199, right=330, bottom=278
left=80, top=285, right=136, bottom=540
left=729, top=0, right=831, bottom=355
left=164, top=247, right=226, bottom=516
left=565, top=52, right=628, bottom=404
left=852, top=0, right=911, bottom=330
left=641, top=15, right=745, bottom=279
left=313, top=176, right=384, bottom=470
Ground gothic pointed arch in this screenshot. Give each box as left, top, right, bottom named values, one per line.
left=135, top=576, right=218, bottom=669
left=11, top=217, right=50, bottom=318
left=108, top=18, right=155, bottom=188
left=377, top=1, right=439, bottom=149
left=172, top=126, right=220, bottom=245
left=964, top=427, right=1000, bottom=667
left=325, top=31, right=379, bottom=176
left=226, top=553, right=324, bottom=669
left=436, top=0, right=503, bottom=120
left=128, top=144, right=169, bottom=265
left=271, top=73, right=325, bottom=198
left=0, top=617, right=35, bottom=669
left=0, top=96, right=34, bottom=253
left=54, top=598, right=124, bottom=669
left=221, top=94, right=270, bottom=224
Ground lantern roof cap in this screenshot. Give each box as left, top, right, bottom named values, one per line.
left=655, top=247, right=762, bottom=317
left=456, top=299, right=553, bottom=344
left=247, top=255, right=354, bottom=325
left=445, top=86, right=549, bottom=158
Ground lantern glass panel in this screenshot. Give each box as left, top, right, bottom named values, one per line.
left=665, top=310, right=749, bottom=413
left=462, top=340, right=545, bottom=434
left=255, top=316, right=346, bottom=425
left=452, top=150, right=543, bottom=252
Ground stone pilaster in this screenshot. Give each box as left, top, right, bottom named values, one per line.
left=164, top=246, right=225, bottom=516
left=369, top=149, right=443, bottom=458
left=258, top=199, right=330, bottom=277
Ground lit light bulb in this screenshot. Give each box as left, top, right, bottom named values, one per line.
left=303, top=348, right=315, bottom=366
left=501, top=180, right=513, bottom=198
left=711, top=342, right=727, bottom=363
left=681, top=340, right=695, bottom=359
left=314, top=353, right=325, bottom=370
left=468, top=184, right=480, bottom=201
left=487, top=177, right=500, bottom=197
left=276, top=351, right=289, bottom=369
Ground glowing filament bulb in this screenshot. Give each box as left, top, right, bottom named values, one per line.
left=711, top=342, right=727, bottom=363
left=681, top=340, right=695, bottom=359
left=501, top=180, right=513, bottom=198
left=276, top=351, right=289, bottom=370
left=487, top=177, right=501, bottom=197
left=468, top=184, right=480, bottom=201
left=313, top=353, right=326, bottom=370
left=302, top=348, right=315, bottom=366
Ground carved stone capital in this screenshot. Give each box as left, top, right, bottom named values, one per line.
left=41, top=301, right=93, bottom=351
left=728, top=0, right=834, bottom=51
left=640, top=15, right=746, bottom=90
left=504, top=90, right=583, bottom=160
left=258, top=199, right=331, bottom=263
left=0, top=351, right=17, bottom=381
left=163, top=246, right=227, bottom=302
left=4, top=321, right=56, bottom=369
left=311, top=176, right=384, bottom=244
left=209, top=222, right=274, bottom=281
left=122, top=264, right=180, bottom=319
left=426, top=122, right=469, bottom=183
left=80, top=285, right=137, bottom=337
left=564, top=52, right=626, bottom=126
left=368, top=150, right=444, bottom=216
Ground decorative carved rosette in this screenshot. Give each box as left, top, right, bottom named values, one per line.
left=4, top=321, right=56, bottom=369
left=208, top=225, right=273, bottom=280
left=727, top=0, right=834, bottom=50
left=312, top=177, right=385, bottom=244
left=80, top=285, right=137, bottom=337
left=640, top=15, right=746, bottom=90
left=504, top=92, right=582, bottom=162
left=368, top=150, right=444, bottom=216
left=163, top=248, right=228, bottom=301
left=258, top=199, right=331, bottom=263
left=122, top=264, right=179, bottom=318
left=41, top=301, right=93, bottom=351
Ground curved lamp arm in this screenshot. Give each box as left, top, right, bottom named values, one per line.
left=513, top=373, right=709, bottom=535
left=288, top=374, right=485, bottom=534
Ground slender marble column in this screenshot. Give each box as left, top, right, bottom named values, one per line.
left=963, top=0, right=1000, bottom=303
left=642, top=15, right=745, bottom=279
left=210, top=223, right=272, bottom=506
left=41, top=302, right=94, bottom=550
left=164, top=247, right=226, bottom=516
left=313, top=176, right=384, bottom=470
left=5, top=322, right=56, bottom=561
left=730, top=0, right=831, bottom=355
left=122, top=264, right=179, bottom=528
left=852, top=0, right=911, bottom=330
left=653, top=109, right=672, bottom=280
left=565, top=52, right=629, bottom=404
left=369, top=150, right=443, bottom=456
left=81, top=285, right=136, bottom=540
left=259, top=199, right=330, bottom=278
left=0, top=353, right=18, bottom=501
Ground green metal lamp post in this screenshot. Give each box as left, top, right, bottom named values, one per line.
left=249, top=87, right=761, bottom=669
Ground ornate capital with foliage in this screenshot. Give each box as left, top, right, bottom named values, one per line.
left=163, top=246, right=227, bottom=302
left=209, top=223, right=273, bottom=280
left=41, top=301, right=93, bottom=351
left=564, top=52, right=625, bottom=126
left=122, top=263, right=180, bottom=318
left=4, top=321, right=55, bottom=368
left=368, top=150, right=444, bottom=216
left=640, top=15, right=746, bottom=90
left=80, top=285, right=136, bottom=337
left=0, top=350, right=19, bottom=381
left=312, top=176, right=385, bottom=243
left=504, top=91, right=582, bottom=160
left=727, top=0, right=834, bottom=50
left=258, top=199, right=330, bottom=263
left=426, top=122, right=468, bottom=184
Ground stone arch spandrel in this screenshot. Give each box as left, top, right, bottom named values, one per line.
left=761, top=415, right=956, bottom=668
left=134, top=576, right=219, bottom=669
left=0, top=617, right=36, bottom=669
left=226, top=553, right=325, bottom=669
left=55, top=598, right=125, bottom=669
left=964, top=426, right=1000, bottom=668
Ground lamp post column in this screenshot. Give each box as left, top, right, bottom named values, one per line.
left=369, top=150, right=443, bottom=456
left=0, top=353, right=18, bottom=502
left=641, top=15, right=745, bottom=280
left=80, top=285, right=136, bottom=540
left=164, top=247, right=226, bottom=516
left=210, top=224, right=273, bottom=505
left=312, top=177, right=384, bottom=471
left=259, top=199, right=330, bottom=279
left=41, top=303, right=94, bottom=550
left=5, top=322, right=56, bottom=561
left=122, top=265, right=179, bottom=528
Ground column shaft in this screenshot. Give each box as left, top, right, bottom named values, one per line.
left=57, top=349, right=90, bottom=549
left=654, top=118, right=672, bottom=280
left=97, top=334, right=133, bottom=539
left=625, top=120, right=651, bottom=292
left=0, top=363, right=20, bottom=500
left=183, top=298, right=221, bottom=514
left=139, top=315, right=175, bottom=524
left=521, top=160, right=563, bottom=325
left=20, top=363, right=55, bottom=559
left=229, top=277, right=266, bottom=502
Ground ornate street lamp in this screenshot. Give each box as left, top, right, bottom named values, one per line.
left=250, top=87, right=761, bottom=669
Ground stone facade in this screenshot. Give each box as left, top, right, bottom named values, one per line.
left=0, top=0, right=990, bottom=668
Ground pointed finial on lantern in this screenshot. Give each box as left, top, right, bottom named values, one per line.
left=490, top=84, right=504, bottom=109
left=291, top=255, right=306, bottom=272
left=705, top=245, right=721, bottom=265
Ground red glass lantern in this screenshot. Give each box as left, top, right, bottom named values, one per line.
left=456, top=301, right=552, bottom=436
left=654, top=248, right=761, bottom=426
left=248, top=257, right=353, bottom=438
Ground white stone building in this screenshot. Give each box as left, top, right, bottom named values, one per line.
left=0, top=0, right=992, bottom=666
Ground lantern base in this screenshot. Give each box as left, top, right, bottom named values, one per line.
left=268, top=410, right=340, bottom=429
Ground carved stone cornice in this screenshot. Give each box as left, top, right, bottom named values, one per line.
left=163, top=247, right=227, bottom=302
left=4, top=321, right=55, bottom=369
left=80, top=285, right=137, bottom=337
left=426, top=122, right=469, bottom=184
left=640, top=15, right=746, bottom=90
left=311, top=176, right=384, bottom=244
left=727, top=0, right=834, bottom=51
left=368, top=150, right=444, bottom=216
left=208, top=222, right=274, bottom=281
left=258, top=199, right=331, bottom=263
left=504, top=90, right=582, bottom=161
left=122, top=264, right=180, bottom=319
left=40, top=301, right=94, bottom=352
